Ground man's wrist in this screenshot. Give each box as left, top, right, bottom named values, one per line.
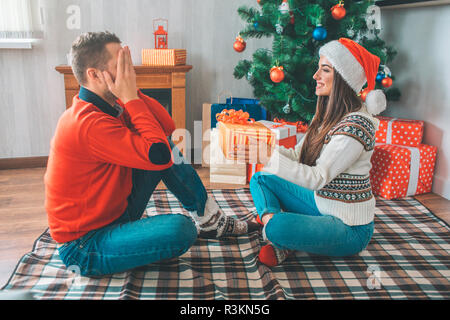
left=122, top=95, right=140, bottom=104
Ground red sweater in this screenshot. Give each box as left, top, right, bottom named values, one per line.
left=45, top=88, right=175, bottom=243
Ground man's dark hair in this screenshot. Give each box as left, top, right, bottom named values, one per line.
left=69, top=31, right=121, bottom=85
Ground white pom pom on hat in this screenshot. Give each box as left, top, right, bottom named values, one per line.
left=318, top=38, right=387, bottom=115
left=365, top=89, right=386, bottom=115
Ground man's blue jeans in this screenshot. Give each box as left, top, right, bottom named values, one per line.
left=249, top=171, right=374, bottom=257
left=58, top=139, right=206, bottom=276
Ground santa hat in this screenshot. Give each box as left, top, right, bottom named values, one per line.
left=318, top=37, right=386, bottom=115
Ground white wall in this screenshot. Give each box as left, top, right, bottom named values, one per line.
left=380, top=4, right=450, bottom=199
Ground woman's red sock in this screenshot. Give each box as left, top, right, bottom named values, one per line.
left=258, top=243, right=290, bottom=267
left=256, top=215, right=264, bottom=226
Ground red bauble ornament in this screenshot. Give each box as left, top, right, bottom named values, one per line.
left=360, top=88, right=370, bottom=102
left=381, top=77, right=393, bottom=88
left=233, top=36, right=246, bottom=52
left=270, top=66, right=285, bottom=83
left=257, top=0, right=261, bottom=4
left=331, top=2, right=346, bottom=20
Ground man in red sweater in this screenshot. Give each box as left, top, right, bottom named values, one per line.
left=45, top=31, right=257, bottom=276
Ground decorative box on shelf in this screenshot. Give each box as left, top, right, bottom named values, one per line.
left=141, top=49, right=187, bottom=66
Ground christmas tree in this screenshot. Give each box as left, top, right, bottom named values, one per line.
left=233, top=0, right=401, bottom=123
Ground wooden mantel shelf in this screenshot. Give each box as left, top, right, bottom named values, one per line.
left=55, top=65, right=193, bottom=74
left=55, top=64, right=193, bottom=155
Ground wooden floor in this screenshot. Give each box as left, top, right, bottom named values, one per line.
left=0, top=166, right=449, bottom=289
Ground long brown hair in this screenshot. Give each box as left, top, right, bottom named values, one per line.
left=299, top=69, right=363, bottom=166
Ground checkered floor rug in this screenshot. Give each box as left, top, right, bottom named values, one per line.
left=2, top=188, right=449, bottom=299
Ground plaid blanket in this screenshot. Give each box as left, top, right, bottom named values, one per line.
left=2, top=188, right=449, bottom=299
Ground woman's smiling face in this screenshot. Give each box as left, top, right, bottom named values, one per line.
left=313, top=56, right=334, bottom=96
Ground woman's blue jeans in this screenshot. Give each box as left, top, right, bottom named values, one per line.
left=57, top=139, right=206, bottom=276
left=249, top=171, right=374, bottom=257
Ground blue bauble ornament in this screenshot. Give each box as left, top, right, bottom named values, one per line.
left=312, top=25, right=327, bottom=41
left=254, top=22, right=259, bottom=30
left=376, top=72, right=385, bottom=83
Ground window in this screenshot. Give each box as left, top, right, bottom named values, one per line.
left=0, top=0, right=42, bottom=48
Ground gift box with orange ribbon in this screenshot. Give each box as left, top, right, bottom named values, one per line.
left=369, top=143, right=437, bottom=199
left=244, top=120, right=298, bottom=183
left=217, top=109, right=275, bottom=162
left=375, top=116, right=424, bottom=147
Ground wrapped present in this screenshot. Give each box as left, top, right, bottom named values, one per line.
left=258, top=120, right=297, bottom=149
left=375, top=116, right=424, bottom=147
left=370, top=144, right=437, bottom=199
left=218, top=119, right=274, bottom=162
left=273, top=118, right=309, bottom=133
left=247, top=163, right=265, bottom=183
left=209, top=128, right=246, bottom=185
left=202, top=101, right=268, bottom=167
left=141, top=49, right=187, bottom=66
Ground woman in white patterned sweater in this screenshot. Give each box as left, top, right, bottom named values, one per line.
left=250, top=38, right=387, bottom=266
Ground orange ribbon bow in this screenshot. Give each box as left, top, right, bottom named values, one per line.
left=216, top=109, right=255, bottom=125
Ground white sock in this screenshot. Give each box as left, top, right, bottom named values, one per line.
left=189, top=195, right=248, bottom=238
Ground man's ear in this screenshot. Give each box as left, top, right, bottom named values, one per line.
left=85, top=68, right=101, bottom=85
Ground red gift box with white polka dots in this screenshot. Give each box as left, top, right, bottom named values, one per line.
left=370, top=144, right=437, bottom=199
left=375, top=116, right=424, bottom=147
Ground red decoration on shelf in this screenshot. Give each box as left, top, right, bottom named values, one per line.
left=153, top=18, right=168, bottom=49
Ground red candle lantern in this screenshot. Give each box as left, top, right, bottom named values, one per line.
left=153, top=18, right=168, bottom=49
